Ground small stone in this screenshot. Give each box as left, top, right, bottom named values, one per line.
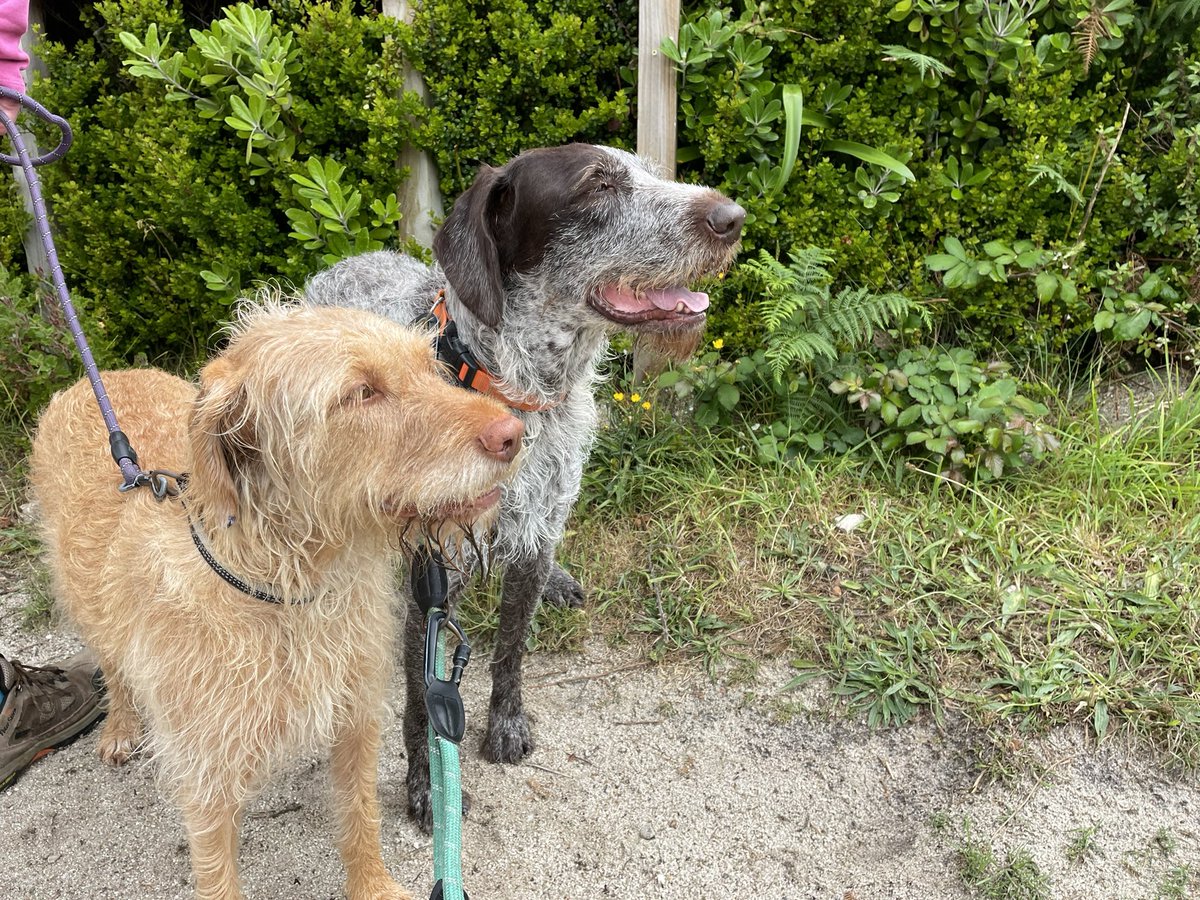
left=834, top=512, right=866, bottom=532
left=639, top=824, right=657, bottom=840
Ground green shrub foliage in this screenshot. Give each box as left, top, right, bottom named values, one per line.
left=7, top=0, right=414, bottom=362
left=401, top=0, right=636, bottom=196
left=2, top=0, right=636, bottom=364
left=674, top=1, right=1200, bottom=360
left=5, top=0, right=1199, bottom=457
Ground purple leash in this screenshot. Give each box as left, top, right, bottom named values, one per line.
left=0, top=86, right=145, bottom=490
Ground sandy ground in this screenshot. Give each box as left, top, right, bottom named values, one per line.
left=2, top=569, right=1198, bottom=900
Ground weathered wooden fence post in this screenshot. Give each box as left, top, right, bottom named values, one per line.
left=380, top=0, right=443, bottom=249
left=637, top=0, right=679, bottom=179
left=12, top=0, right=49, bottom=276
left=634, top=0, right=681, bottom=380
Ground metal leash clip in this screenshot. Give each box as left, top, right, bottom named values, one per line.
left=411, top=547, right=470, bottom=744
left=423, top=609, right=470, bottom=744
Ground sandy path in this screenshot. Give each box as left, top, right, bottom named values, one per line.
left=1, top=576, right=1197, bottom=900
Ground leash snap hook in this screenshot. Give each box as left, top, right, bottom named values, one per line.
left=423, top=609, right=470, bottom=745
left=430, top=880, right=470, bottom=900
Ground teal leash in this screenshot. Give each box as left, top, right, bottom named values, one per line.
left=412, top=549, right=471, bottom=900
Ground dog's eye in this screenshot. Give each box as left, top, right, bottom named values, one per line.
left=344, top=383, right=380, bottom=406
left=595, top=179, right=615, bottom=193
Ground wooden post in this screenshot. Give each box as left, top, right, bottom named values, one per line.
left=380, top=0, right=443, bottom=249
left=13, top=0, right=49, bottom=277
left=634, top=0, right=681, bottom=381
left=637, top=0, right=679, bottom=178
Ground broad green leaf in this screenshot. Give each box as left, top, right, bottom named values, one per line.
left=925, top=254, right=959, bottom=271
left=1112, top=309, right=1152, bottom=341
left=1035, top=271, right=1058, bottom=302
left=823, top=140, right=916, bottom=182
left=716, top=383, right=740, bottom=410
left=775, top=85, right=803, bottom=190
left=802, top=108, right=832, bottom=128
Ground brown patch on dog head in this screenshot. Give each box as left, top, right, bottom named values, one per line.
left=188, top=355, right=257, bottom=528
left=434, top=144, right=608, bottom=327
left=434, top=164, right=506, bottom=327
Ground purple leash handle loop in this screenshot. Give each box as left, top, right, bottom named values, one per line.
left=0, top=85, right=141, bottom=488
left=0, top=86, right=71, bottom=166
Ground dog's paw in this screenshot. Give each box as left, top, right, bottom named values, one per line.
left=97, top=721, right=140, bottom=766
left=406, top=768, right=472, bottom=835
left=482, top=712, right=534, bottom=764
left=542, top=562, right=585, bottom=609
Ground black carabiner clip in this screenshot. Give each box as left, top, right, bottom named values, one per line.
left=423, top=609, right=471, bottom=744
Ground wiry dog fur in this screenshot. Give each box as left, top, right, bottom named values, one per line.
left=30, top=303, right=523, bottom=900
left=305, top=144, right=744, bottom=829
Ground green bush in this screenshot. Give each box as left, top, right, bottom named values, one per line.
left=830, top=345, right=1059, bottom=482
left=670, top=1, right=1200, bottom=360
left=1, top=0, right=636, bottom=365
left=401, top=0, right=636, bottom=196
left=0, top=266, right=110, bottom=424
left=7, top=0, right=413, bottom=363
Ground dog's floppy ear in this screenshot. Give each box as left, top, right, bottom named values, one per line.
left=434, top=164, right=507, bottom=327
left=189, top=356, right=256, bottom=528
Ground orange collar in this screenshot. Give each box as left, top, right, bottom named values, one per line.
left=426, top=292, right=560, bottom=413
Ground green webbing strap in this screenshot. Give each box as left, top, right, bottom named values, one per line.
left=429, top=629, right=465, bottom=900
left=412, top=549, right=470, bottom=900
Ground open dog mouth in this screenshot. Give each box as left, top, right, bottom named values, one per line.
left=588, top=284, right=711, bottom=326
left=385, top=486, right=502, bottom=522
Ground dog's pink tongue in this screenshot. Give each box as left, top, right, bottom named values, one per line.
left=601, top=285, right=710, bottom=313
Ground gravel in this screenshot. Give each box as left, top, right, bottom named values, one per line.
left=2, top=575, right=1198, bottom=899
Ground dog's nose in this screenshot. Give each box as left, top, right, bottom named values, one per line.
left=478, top=414, right=524, bottom=463
left=706, top=201, right=746, bottom=243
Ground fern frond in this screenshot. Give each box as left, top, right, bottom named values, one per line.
left=765, top=331, right=837, bottom=378
left=745, top=247, right=832, bottom=332
left=784, top=246, right=834, bottom=293
left=1027, top=163, right=1084, bottom=204
left=1156, top=0, right=1200, bottom=26
left=1073, top=3, right=1114, bottom=74
left=748, top=246, right=921, bottom=380
left=879, top=45, right=954, bottom=83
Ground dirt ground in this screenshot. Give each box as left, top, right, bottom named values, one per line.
left=1, top=569, right=1198, bottom=900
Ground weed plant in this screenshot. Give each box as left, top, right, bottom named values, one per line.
left=565, top=372, right=1200, bottom=766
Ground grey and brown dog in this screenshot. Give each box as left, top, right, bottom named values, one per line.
left=306, top=144, right=744, bottom=829
left=31, top=303, right=523, bottom=900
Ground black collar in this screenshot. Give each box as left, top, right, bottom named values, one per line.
left=423, top=292, right=561, bottom=412
left=135, top=469, right=310, bottom=606
left=186, top=519, right=307, bottom=605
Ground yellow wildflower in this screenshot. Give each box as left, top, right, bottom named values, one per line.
left=630, top=393, right=641, bottom=403
left=613, top=392, right=625, bottom=402
left=712, top=338, right=724, bottom=350
left=641, top=401, right=652, bottom=411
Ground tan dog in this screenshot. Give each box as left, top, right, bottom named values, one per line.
left=30, top=302, right=523, bottom=900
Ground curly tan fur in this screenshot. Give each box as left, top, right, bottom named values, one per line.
left=29, top=303, right=523, bottom=900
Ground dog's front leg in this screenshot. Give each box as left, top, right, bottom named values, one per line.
left=332, top=716, right=412, bottom=900
left=482, top=543, right=552, bottom=763
left=182, top=797, right=246, bottom=900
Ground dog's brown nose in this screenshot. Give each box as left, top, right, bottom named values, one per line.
left=706, top=201, right=746, bottom=243
left=478, top=414, right=524, bottom=463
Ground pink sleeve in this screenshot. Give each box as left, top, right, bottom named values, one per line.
left=0, top=0, right=29, bottom=94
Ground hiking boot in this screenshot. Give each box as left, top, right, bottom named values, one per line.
left=0, top=652, right=106, bottom=790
